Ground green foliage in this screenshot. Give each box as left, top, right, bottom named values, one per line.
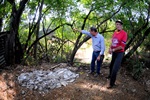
left=0, top=0, right=150, bottom=65
left=141, top=33, right=150, bottom=51
left=25, top=55, right=38, bottom=65
left=0, top=1, right=11, bottom=18
left=132, top=60, right=144, bottom=80
left=126, top=52, right=146, bottom=80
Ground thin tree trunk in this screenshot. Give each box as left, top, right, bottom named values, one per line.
left=34, top=0, right=44, bottom=60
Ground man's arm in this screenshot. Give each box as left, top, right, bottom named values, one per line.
left=112, top=46, right=122, bottom=52
left=110, top=41, right=126, bottom=52
left=99, top=36, right=105, bottom=55
left=73, top=29, right=92, bottom=37
left=97, top=35, right=105, bottom=61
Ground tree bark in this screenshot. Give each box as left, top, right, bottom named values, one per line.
left=123, top=27, right=150, bottom=62
left=5, top=0, right=28, bottom=65
left=69, top=9, right=93, bottom=65
left=125, top=22, right=149, bottom=51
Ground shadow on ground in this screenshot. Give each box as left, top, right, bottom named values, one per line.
left=0, top=63, right=150, bottom=100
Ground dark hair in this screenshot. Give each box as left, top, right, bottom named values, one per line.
left=90, top=27, right=97, bottom=32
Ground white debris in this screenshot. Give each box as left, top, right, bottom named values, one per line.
left=17, top=68, right=79, bottom=92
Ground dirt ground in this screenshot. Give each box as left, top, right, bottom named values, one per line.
left=0, top=63, right=150, bottom=100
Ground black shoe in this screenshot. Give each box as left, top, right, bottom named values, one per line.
left=106, top=75, right=110, bottom=79
left=107, top=84, right=117, bottom=89
left=107, top=85, right=113, bottom=89
left=89, top=71, right=94, bottom=75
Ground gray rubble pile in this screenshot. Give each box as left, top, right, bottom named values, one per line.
left=17, top=68, right=79, bottom=91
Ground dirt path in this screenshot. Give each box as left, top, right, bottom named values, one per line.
left=0, top=64, right=149, bottom=100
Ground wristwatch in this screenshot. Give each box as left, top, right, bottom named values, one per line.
left=112, top=49, right=115, bottom=52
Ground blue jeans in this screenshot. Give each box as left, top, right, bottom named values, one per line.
left=91, top=51, right=104, bottom=74
left=109, top=52, right=124, bottom=86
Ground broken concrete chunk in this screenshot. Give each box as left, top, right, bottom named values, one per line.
left=17, top=68, right=79, bottom=92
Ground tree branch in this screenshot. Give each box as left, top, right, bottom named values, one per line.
left=26, top=23, right=70, bottom=55
left=125, top=3, right=150, bottom=50
left=100, top=29, right=115, bottom=33
left=24, top=1, right=50, bottom=51
left=124, top=27, right=150, bottom=61
left=96, top=2, right=126, bottom=28
left=69, top=8, right=93, bottom=63
left=76, top=9, right=93, bottom=47
left=52, top=36, right=75, bottom=44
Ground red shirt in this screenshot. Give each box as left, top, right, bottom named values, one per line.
left=111, top=30, right=127, bottom=52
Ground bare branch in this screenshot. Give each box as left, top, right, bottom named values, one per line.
left=26, top=23, right=71, bottom=55
left=96, top=2, right=126, bottom=28
left=125, top=3, right=150, bottom=50
left=100, top=29, right=115, bottom=34
left=52, top=36, right=75, bottom=44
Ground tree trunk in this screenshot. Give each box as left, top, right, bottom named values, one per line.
left=34, top=0, right=44, bottom=60
left=123, top=27, right=150, bottom=62
left=69, top=9, right=93, bottom=65
left=69, top=36, right=90, bottom=64
left=5, top=0, right=28, bottom=65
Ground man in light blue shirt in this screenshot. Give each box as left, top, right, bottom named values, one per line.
left=74, top=27, right=105, bottom=76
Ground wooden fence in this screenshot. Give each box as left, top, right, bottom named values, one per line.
left=0, top=33, right=6, bottom=67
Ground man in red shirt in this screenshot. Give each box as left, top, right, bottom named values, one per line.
left=107, top=20, right=127, bottom=89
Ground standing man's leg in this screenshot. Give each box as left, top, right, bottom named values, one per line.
left=96, top=54, right=104, bottom=75
left=109, top=52, right=124, bottom=87
left=90, top=51, right=97, bottom=73
left=107, top=53, right=117, bottom=78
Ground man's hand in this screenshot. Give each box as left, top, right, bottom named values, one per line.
left=109, top=48, right=116, bottom=54
left=109, top=48, right=112, bottom=54
left=97, top=55, right=101, bottom=61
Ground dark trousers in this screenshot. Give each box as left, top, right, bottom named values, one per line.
left=91, top=51, right=104, bottom=74
left=109, top=52, right=124, bottom=86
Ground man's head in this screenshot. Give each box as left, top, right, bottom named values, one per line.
left=115, top=20, right=123, bottom=31
left=90, top=27, right=98, bottom=36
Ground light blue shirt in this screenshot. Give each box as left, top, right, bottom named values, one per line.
left=81, top=30, right=105, bottom=55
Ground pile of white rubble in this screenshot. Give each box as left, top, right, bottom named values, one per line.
left=17, top=68, right=79, bottom=91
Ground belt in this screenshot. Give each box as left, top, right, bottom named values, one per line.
left=94, top=51, right=101, bottom=53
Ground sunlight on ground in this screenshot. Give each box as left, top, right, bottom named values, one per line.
left=75, top=39, right=112, bottom=63
left=75, top=41, right=93, bottom=63
left=77, top=82, right=113, bottom=93
left=0, top=73, right=16, bottom=100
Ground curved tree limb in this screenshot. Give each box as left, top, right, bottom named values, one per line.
left=96, top=2, right=126, bottom=28
left=69, top=8, right=93, bottom=64
left=125, top=2, right=150, bottom=50
left=123, top=27, right=150, bottom=62
left=26, top=23, right=72, bottom=55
